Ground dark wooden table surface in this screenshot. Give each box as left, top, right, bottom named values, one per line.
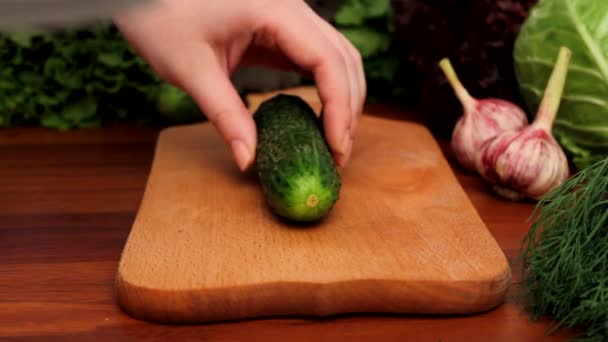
left=0, top=104, right=576, bottom=341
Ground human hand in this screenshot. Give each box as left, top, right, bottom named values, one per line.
left=113, top=0, right=366, bottom=171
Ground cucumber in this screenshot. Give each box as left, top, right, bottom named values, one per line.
left=253, top=94, right=341, bottom=222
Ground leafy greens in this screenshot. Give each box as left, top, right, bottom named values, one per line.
left=333, top=0, right=417, bottom=102
left=0, top=23, right=200, bottom=129
left=514, top=0, right=608, bottom=170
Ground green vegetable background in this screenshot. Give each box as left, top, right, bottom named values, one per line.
left=333, top=0, right=414, bottom=102
left=0, top=0, right=408, bottom=130
left=0, top=24, right=200, bottom=129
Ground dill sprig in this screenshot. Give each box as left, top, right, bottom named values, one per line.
left=521, top=157, right=608, bottom=341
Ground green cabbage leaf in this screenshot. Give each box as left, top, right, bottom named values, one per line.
left=514, top=0, right=608, bottom=170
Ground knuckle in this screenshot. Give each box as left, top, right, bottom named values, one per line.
left=333, top=45, right=348, bottom=66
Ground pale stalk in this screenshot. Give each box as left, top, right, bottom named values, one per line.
left=532, top=47, right=572, bottom=132
left=439, top=58, right=476, bottom=112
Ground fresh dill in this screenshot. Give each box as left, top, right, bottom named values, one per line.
left=520, top=157, right=608, bottom=341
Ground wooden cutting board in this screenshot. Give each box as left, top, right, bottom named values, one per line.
left=115, top=87, right=511, bottom=323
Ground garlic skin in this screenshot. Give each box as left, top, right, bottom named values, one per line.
left=475, top=46, right=572, bottom=201
left=451, top=99, right=528, bottom=172
left=476, top=127, right=569, bottom=200
left=439, top=58, right=528, bottom=171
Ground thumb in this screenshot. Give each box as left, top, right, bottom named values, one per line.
left=180, top=58, right=257, bottom=172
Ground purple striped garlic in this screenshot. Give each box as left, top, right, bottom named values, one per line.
left=439, top=58, right=528, bottom=172
left=475, top=47, right=571, bottom=201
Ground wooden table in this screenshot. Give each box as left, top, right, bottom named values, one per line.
left=0, top=104, right=575, bottom=341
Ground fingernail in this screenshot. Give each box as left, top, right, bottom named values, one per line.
left=231, top=139, right=252, bottom=171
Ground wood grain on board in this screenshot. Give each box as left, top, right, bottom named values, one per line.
left=114, top=87, right=511, bottom=323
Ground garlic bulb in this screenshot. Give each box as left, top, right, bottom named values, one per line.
left=475, top=128, right=569, bottom=200
left=439, top=58, right=528, bottom=172
left=476, top=47, right=572, bottom=200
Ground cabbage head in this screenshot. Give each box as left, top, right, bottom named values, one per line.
left=514, top=0, right=608, bottom=170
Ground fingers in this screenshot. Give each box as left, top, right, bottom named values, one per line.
left=344, top=35, right=367, bottom=129
left=178, top=51, right=257, bottom=172
left=259, top=3, right=353, bottom=167
left=305, top=10, right=366, bottom=136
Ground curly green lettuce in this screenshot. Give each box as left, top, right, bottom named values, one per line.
left=0, top=24, right=200, bottom=129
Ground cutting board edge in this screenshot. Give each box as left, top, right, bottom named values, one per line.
left=115, top=266, right=511, bottom=324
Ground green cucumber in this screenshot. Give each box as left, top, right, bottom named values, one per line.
left=253, top=94, right=341, bottom=222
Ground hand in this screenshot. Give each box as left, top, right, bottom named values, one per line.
left=113, top=0, right=366, bottom=171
